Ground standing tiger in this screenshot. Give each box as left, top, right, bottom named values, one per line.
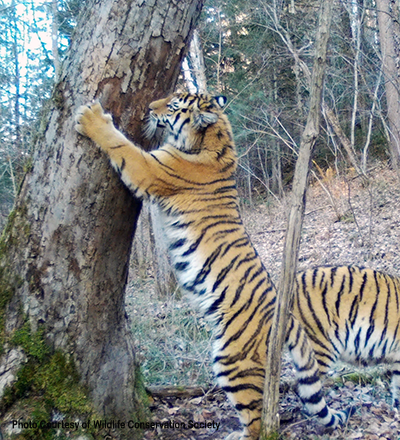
left=75, top=93, right=350, bottom=440
left=294, top=265, right=400, bottom=409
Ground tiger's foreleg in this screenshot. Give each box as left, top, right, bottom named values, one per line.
left=213, top=345, right=264, bottom=440
left=75, top=103, right=161, bottom=199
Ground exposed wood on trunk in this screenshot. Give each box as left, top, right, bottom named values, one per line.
left=182, top=29, right=208, bottom=94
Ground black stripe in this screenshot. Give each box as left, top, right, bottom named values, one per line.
left=223, top=384, right=264, bottom=394
left=354, top=328, right=361, bottom=354
left=321, top=283, right=332, bottom=327
left=214, top=184, right=237, bottom=194
left=169, top=238, right=186, bottom=251
left=228, top=367, right=265, bottom=380
left=349, top=295, right=359, bottom=327
left=188, top=244, right=223, bottom=289
left=175, top=261, right=189, bottom=271
left=335, top=275, right=346, bottom=318
left=368, top=343, right=376, bottom=358
left=298, top=373, right=320, bottom=386
left=349, top=267, right=354, bottom=292
left=149, top=152, right=175, bottom=171
left=207, top=286, right=228, bottom=316
left=182, top=220, right=241, bottom=257
left=303, top=389, right=324, bottom=405
left=235, top=400, right=263, bottom=411
left=365, top=323, right=375, bottom=346
left=316, top=406, right=330, bottom=420
left=220, top=237, right=250, bottom=258
left=330, top=266, right=338, bottom=287
left=304, top=278, right=328, bottom=340
left=215, top=366, right=238, bottom=377
left=213, top=256, right=240, bottom=291
left=358, top=271, right=368, bottom=303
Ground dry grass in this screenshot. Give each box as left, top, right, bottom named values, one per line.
left=126, top=275, right=213, bottom=387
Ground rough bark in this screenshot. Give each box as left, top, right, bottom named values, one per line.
left=0, top=0, right=203, bottom=426
left=260, top=0, right=333, bottom=435
left=376, top=0, right=400, bottom=172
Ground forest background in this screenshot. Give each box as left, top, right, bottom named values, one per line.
left=1, top=0, right=400, bottom=226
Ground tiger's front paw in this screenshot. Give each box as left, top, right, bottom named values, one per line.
left=75, top=102, right=114, bottom=140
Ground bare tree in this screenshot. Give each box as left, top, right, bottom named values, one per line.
left=0, top=0, right=203, bottom=430
left=261, top=0, right=333, bottom=434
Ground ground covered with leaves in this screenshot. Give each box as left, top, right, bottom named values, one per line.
left=128, top=165, right=400, bottom=440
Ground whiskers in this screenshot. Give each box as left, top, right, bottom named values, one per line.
left=142, top=114, right=167, bottom=149
left=142, top=114, right=159, bottom=140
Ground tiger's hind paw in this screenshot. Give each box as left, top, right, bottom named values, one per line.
left=225, top=432, right=245, bottom=440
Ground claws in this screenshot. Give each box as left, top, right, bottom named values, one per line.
left=74, top=101, right=113, bottom=138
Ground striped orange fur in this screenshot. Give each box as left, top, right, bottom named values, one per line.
left=75, top=93, right=351, bottom=439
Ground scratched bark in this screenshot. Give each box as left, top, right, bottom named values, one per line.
left=0, top=0, right=203, bottom=423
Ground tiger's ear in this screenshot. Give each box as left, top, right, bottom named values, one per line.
left=213, top=95, right=227, bottom=109
left=192, top=109, right=219, bottom=130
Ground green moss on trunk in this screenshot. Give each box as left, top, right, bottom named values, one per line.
left=1, top=321, right=150, bottom=439
left=0, top=205, right=30, bottom=353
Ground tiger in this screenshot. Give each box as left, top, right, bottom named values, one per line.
left=293, top=265, right=400, bottom=408
left=75, top=93, right=351, bottom=440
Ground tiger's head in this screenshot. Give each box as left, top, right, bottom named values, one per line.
left=144, top=93, right=234, bottom=158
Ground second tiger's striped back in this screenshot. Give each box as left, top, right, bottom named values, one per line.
left=294, top=266, right=400, bottom=408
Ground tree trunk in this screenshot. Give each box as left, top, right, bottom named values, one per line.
left=376, top=0, right=400, bottom=172
left=323, top=105, right=364, bottom=176
left=0, top=0, right=203, bottom=428
left=51, top=0, right=61, bottom=82
left=150, top=204, right=177, bottom=298
left=11, top=0, right=21, bottom=151
left=182, top=29, right=208, bottom=94
left=260, top=0, right=333, bottom=435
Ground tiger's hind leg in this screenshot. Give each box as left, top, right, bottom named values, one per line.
left=286, top=315, right=352, bottom=427
left=391, top=361, right=400, bottom=408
